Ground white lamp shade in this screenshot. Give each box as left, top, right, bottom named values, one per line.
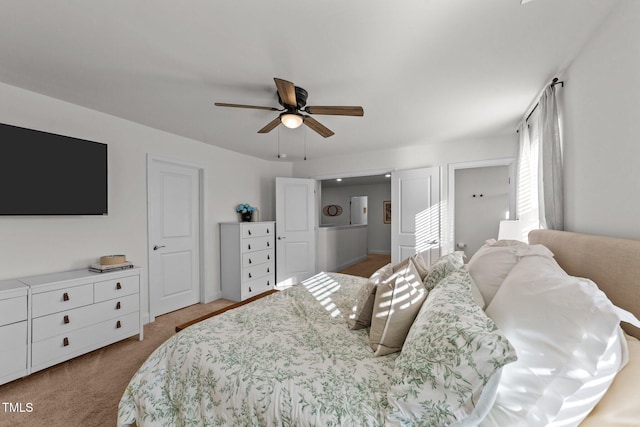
left=498, top=220, right=538, bottom=242
left=280, top=113, right=303, bottom=129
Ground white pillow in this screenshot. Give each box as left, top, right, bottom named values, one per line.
left=466, top=239, right=552, bottom=305
left=392, top=252, right=430, bottom=280
left=369, top=259, right=427, bottom=356
left=483, top=255, right=640, bottom=427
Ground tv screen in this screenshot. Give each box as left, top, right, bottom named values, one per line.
left=0, top=122, right=108, bottom=215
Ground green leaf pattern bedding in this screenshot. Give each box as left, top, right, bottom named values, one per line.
left=117, top=272, right=399, bottom=426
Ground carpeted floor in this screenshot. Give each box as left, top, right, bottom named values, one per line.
left=0, top=299, right=233, bottom=427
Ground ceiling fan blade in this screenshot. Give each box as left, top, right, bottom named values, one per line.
left=303, top=116, right=334, bottom=138
left=257, top=117, right=282, bottom=134
left=215, top=102, right=280, bottom=111
left=274, top=78, right=297, bottom=107
left=305, top=106, right=364, bottom=116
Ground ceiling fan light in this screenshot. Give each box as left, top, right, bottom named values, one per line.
left=281, top=113, right=303, bottom=129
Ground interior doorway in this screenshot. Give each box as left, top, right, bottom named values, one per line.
left=448, top=158, right=515, bottom=259
left=350, top=196, right=368, bottom=225
left=318, top=173, right=391, bottom=255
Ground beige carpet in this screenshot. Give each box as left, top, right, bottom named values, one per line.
left=0, top=299, right=233, bottom=427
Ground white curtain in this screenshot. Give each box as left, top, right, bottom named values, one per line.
left=515, top=121, right=539, bottom=225
left=537, top=85, right=564, bottom=230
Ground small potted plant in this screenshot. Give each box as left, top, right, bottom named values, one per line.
left=236, top=203, right=256, bottom=222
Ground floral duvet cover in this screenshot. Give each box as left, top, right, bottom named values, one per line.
left=117, top=272, right=398, bottom=427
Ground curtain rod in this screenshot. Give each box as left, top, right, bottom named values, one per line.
left=525, top=77, right=564, bottom=123
left=516, top=77, right=564, bottom=133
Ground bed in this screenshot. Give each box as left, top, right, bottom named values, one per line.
left=118, top=230, right=640, bottom=426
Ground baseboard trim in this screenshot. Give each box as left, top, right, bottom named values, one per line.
left=367, top=250, right=392, bottom=255
left=333, top=255, right=368, bottom=272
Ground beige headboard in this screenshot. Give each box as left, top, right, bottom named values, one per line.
left=529, top=230, right=640, bottom=339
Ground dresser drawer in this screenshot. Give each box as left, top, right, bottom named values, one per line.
left=243, top=263, right=273, bottom=282
left=32, top=293, right=139, bottom=342
left=242, top=249, right=274, bottom=268
left=0, top=321, right=28, bottom=380
left=32, top=283, right=94, bottom=318
left=241, top=223, right=274, bottom=238
left=241, top=236, right=273, bottom=253
left=241, top=274, right=275, bottom=300
left=0, top=296, right=27, bottom=327
left=94, top=275, right=139, bottom=302
left=32, top=311, right=140, bottom=370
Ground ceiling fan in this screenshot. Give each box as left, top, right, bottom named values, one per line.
left=215, top=78, right=364, bottom=138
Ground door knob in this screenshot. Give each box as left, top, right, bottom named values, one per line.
left=153, top=245, right=166, bottom=251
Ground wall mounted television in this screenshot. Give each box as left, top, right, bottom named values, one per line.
left=0, top=122, right=108, bottom=215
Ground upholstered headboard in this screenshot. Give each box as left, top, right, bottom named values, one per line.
left=529, top=230, right=640, bottom=339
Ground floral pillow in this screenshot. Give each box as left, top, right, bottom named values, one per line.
left=422, top=251, right=465, bottom=291
left=347, top=263, right=393, bottom=330
left=387, top=268, right=517, bottom=426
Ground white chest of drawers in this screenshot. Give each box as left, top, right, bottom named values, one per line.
left=0, top=279, right=29, bottom=385
left=20, top=267, right=143, bottom=373
left=220, top=221, right=275, bottom=301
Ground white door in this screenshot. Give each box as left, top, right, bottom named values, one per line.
left=276, top=177, right=316, bottom=287
left=148, top=157, right=201, bottom=318
left=391, top=167, right=441, bottom=265
left=350, top=196, right=368, bottom=225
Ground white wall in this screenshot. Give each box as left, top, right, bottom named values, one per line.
left=0, top=82, right=292, bottom=321
left=455, top=166, right=510, bottom=258
left=560, top=0, right=640, bottom=239
left=294, top=135, right=517, bottom=253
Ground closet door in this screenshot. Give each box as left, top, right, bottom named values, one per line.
left=391, top=167, right=440, bottom=265
left=275, top=177, right=316, bottom=287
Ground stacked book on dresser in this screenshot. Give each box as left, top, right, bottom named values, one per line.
left=89, top=255, right=134, bottom=273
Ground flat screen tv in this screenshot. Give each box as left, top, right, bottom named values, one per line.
left=0, top=122, right=108, bottom=215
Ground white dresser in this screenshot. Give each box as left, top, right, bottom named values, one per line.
left=0, top=279, right=29, bottom=385
left=220, top=221, right=275, bottom=301
left=20, top=267, right=143, bottom=373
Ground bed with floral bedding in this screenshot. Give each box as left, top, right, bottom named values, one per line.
left=118, top=230, right=640, bottom=427
left=118, top=273, right=398, bottom=426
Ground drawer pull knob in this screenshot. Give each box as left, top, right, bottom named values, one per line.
left=63, top=315, right=70, bottom=324
left=63, top=292, right=70, bottom=302
left=267, top=228, right=270, bottom=233
left=267, top=242, right=270, bottom=247
left=267, top=267, right=270, bottom=273
left=248, top=230, right=252, bottom=235
left=248, top=244, right=251, bottom=250
left=267, top=254, right=270, bottom=260
left=116, top=282, right=122, bottom=290
left=116, top=320, right=122, bottom=329
left=63, top=337, right=69, bottom=347
left=248, top=273, right=252, bottom=278
left=267, top=281, right=270, bottom=286
left=248, top=258, right=252, bottom=264
left=249, top=287, right=252, bottom=293
left=116, top=301, right=121, bottom=310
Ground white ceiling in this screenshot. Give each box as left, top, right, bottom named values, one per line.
left=0, top=0, right=618, bottom=161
